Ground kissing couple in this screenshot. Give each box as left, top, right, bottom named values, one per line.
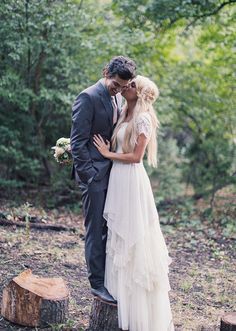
left=70, top=56, right=174, bottom=331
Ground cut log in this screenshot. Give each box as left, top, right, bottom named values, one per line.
left=220, top=312, right=236, bottom=331
left=88, top=297, right=125, bottom=331
left=1, top=269, right=69, bottom=327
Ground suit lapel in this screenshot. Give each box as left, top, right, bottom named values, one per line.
left=98, top=81, right=113, bottom=127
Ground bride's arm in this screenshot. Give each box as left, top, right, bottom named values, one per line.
left=93, top=134, right=148, bottom=163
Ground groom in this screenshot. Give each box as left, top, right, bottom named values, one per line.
left=70, top=56, right=136, bottom=303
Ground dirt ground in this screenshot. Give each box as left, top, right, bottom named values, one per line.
left=0, top=193, right=235, bottom=331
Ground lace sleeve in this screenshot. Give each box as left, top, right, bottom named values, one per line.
left=136, top=113, right=152, bottom=139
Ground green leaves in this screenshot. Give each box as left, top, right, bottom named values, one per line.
left=112, top=0, right=236, bottom=30
left=0, top=0, right=235, bottom=203
left=0, top=0, right=86, bottom=186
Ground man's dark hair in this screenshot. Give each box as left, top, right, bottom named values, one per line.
left=103, top=56, right=136, bottom=80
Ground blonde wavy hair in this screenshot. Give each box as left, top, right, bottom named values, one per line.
left=111, top=75, right=160, bottom=167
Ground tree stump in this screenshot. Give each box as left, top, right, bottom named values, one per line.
left=88, top=297, right=126, bottom=331
left=1, top=269, right=69, bottom=327
left=220, top=312, right=236, bottom=331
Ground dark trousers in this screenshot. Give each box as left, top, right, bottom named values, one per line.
left=79, top=183, right=108, bottom=289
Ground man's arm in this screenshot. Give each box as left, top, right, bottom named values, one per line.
left=70, top=93, right=97, bottom=183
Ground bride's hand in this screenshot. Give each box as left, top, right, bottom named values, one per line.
left=93, top=134, right=111, bottom=158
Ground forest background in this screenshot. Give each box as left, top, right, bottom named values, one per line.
left=0, top=0, right=235, bottom=221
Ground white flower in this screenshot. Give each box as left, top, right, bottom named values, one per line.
left=56, top=137, right=70, bottom=147
left=52, top=146, right=65, bottom=158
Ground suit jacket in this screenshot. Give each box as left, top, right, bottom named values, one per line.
left=70, top=79, right=122, bottom=191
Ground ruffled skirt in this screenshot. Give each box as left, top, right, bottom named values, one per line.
left=104, top=161, right=174, bottom=331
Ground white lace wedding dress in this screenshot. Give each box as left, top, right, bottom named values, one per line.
left=104, top=113, right=175, bottom=331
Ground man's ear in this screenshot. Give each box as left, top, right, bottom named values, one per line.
left=103, top=68, right=109, bottom=78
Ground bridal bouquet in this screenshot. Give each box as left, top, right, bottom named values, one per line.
left=52, top=137, right=72, bottom=164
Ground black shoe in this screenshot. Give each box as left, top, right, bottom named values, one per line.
left=91, top=286, right=117, bottom=304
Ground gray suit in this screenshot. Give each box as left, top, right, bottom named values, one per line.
left=70, top=79, right=121, bottom=288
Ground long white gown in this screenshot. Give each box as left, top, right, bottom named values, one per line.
left=104, top=113, right=175, bottom=331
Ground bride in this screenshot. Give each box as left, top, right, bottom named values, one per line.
left=93, top=75, right=174, bottom=331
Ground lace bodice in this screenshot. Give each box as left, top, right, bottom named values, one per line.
left=136, top=112, right=152, bottom=139
left=116, top=113, right=152, bottom=153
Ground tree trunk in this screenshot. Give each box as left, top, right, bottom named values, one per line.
left=1, top=269, right=69, bottom=327
left=88, top=297, right=126, bottom=331
left=220, top=312, right=236, bottom=331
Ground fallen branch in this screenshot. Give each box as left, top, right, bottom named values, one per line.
left=0, top=218, right=79, bottom=233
